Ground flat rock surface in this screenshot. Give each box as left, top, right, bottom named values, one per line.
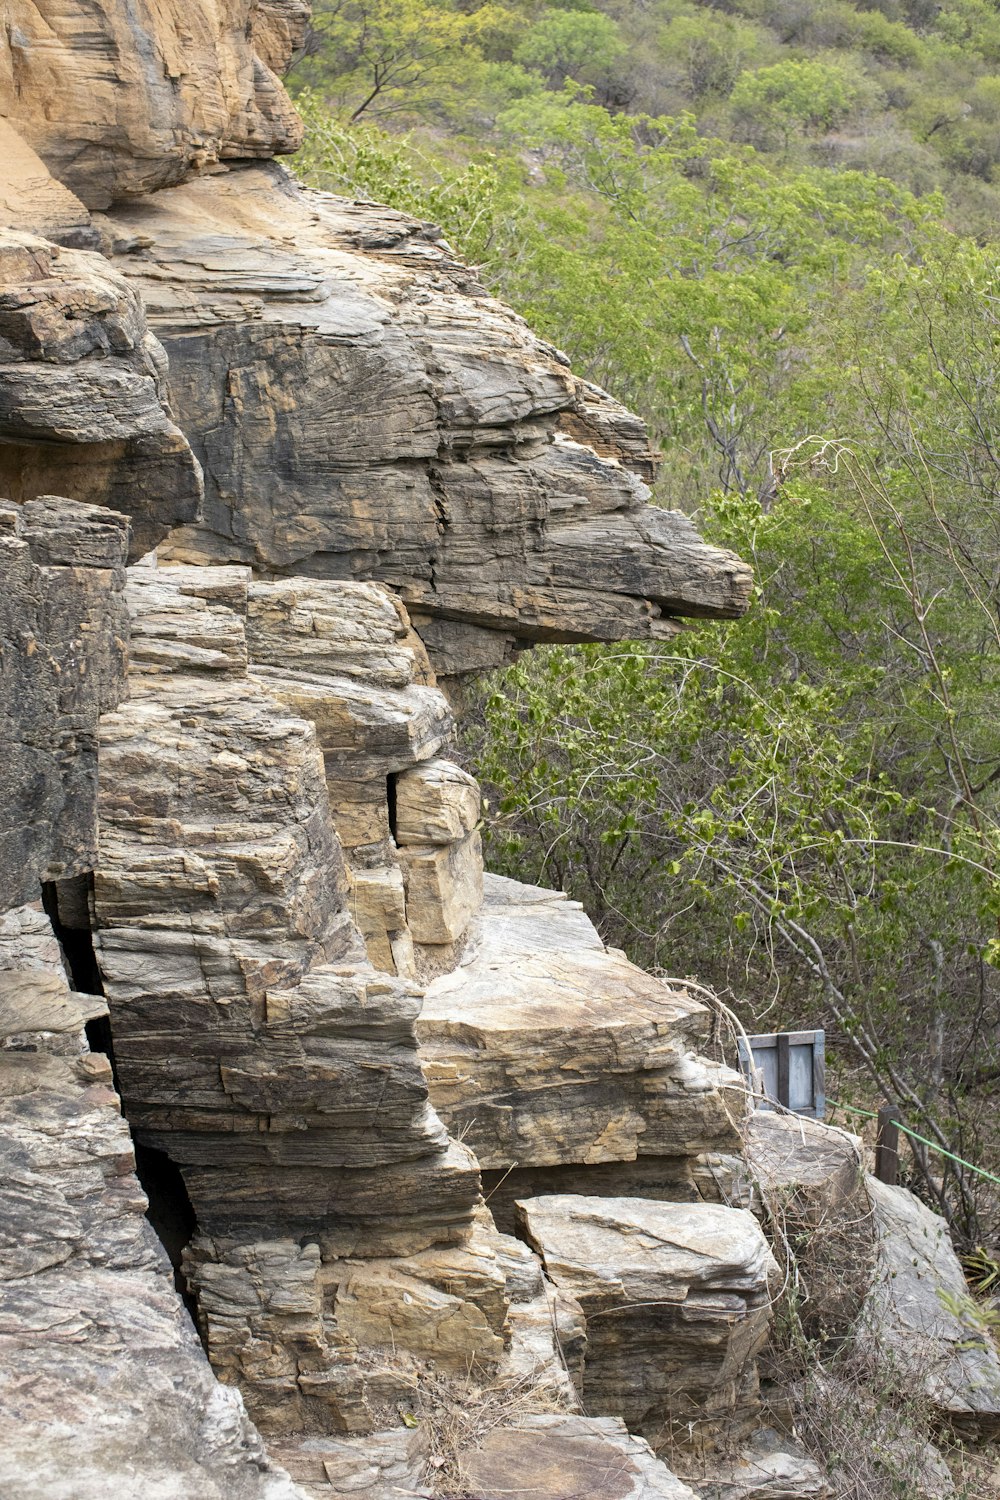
left=418, top=875, right=744, bottom=1169
left=463, top=1414, right=700, bottom=1499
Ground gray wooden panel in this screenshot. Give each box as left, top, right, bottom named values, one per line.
left=739, top=1030, right=825, bottom=1120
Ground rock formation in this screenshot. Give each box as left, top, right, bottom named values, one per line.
left=1, top=5, right=994, bottom=1499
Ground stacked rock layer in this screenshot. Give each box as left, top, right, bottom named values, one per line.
left=0, top=5, right=845, bottom=1498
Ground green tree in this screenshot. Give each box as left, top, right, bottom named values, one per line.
left=730, top=58, right=866, bottom=147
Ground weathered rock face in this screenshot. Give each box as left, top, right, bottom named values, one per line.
left=861, top=1176, right=1000, bottom=1436
left=0, top=8, right=789, bottom=1493
left=0, top=903, right=308, bottom=1500
left=1, top=0, right=303, bottom=210
left=93, top=563, right=473, bottom=1248
left=93, top=162, right=751, bottom=676
left=0, top=493, right=128, bottom=910
left=518, top=1196, right=779, bottom=1452
left=418, top=876, right=745, bottom=1182
left=462, top=1415, right=701, bottom=1500
left=745, top=1112, right=872, bottom=1340
left=0, top=229, right=202, bottom=551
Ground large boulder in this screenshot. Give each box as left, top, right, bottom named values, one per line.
left=418, top=875, right=744, bottom=1184
left=860, top=1176, right=1000, bottom=1436
left=0, top=0, right=303, bottom=209
left=0, top=231, right=202, bottom=551
left=517, top=1195, right=779, bottom=1451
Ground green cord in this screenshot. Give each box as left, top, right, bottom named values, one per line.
left=894, top=1121, right=1000, bottom=1191
left=827, top=1097, right=1000, bottom=1190
left=827, top=1098, right=877, bottom=1119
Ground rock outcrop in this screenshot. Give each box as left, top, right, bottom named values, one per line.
left=2, top=0, right=304, bottom=209
left=0, top=901, right=307, bottom=1500
left=101, top=162, right=750, bottom=675
left=5, top=5, right=978, bottom=1499
left=0, top=229, right=202, bottom=551
left=861, top=1175, right=1000, bottom=1436
left=0, top=494, right=128, bottom=910
left=418, top=876, right=745, bottom=1216
left=518, top=1196, right=779, bottom=1451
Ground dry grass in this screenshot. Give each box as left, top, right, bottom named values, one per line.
left=414, top=1363, right=569, bottom=1498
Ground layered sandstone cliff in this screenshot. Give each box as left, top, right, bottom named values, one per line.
left=3, top=7, right=990, bottom=1500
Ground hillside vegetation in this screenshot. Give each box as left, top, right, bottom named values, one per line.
left=288, top=0, right=1000, bottom=1246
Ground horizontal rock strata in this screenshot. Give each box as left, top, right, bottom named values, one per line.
left=518, top=1195, right=778, bottom=1450
left=0, top=231, right=203, bottom=552
left=418, top=876, right=744, bottom=1176
left=0, top=902, right=306, bottom=1500
left=96, top=162, right=750, bottom=674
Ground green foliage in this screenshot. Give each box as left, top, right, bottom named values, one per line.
left=730, top=58, right=867, bottom=146
left=513, top=9, right=627, bottom=92
left=293, top=88, right=515, bottom=263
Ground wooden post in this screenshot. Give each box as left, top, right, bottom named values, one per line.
left=776, top=1033, right=791, bottom=1110
left=875, top=1104, right=901, bottom=1185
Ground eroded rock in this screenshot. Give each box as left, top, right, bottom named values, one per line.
left=1, top=0, right=302, bottom=210
left=93, top=162, right=750, bottom=673
left=861, top=1176, right=1000, bottom=1436
left=518, top=1195, right=778, bottom=1451
left=418, top=875, right=745, bottom=1175
left=463, top=1414, right=701, bottom=1500
left=0, top=231, right=202, bottom=550
left=0, top=494, right=129, bottom=909
left=0, top=909, right=308, bottom=1500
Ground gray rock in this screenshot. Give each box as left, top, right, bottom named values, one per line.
left=691, top=1428, right=830, bottom=1498
left=0, top=927, right=308, bottom=1500
left=861, top=1176, right=1000, bottom=1435
left=0, top=493, right=129, bottom=909
left=103, top=163, right=750, bottom=673
left=0, top=231, right=202, bottom=553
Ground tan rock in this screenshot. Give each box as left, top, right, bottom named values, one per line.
left=480, top=1152, right=746, bottom=1238
left=0, top=0, right=302, bottom=210
left=0, top=118, right=95, bottom=245
left=517, top=1195, right=779, bottom=1451
left=0, top=230, right=202, bottom=552
left=418, top=875, right=745, bottom=1171
left=267, top=1427, right=431, bottom=1499
left=399, top=829, right=484, bottom=947
left=463, top=1414, right=701, bottom=1500
left=393, top=758, right=481, bottom=846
